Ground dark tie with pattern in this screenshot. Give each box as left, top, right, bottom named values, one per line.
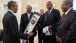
left=60, top=13, right=66, bottom=22
left=45, top=10, right=50, bottom=22
left=47, top=10, right=50, bottom=17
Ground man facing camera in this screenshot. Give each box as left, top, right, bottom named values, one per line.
left=56, top=0, right=76, bottom=43
left=42, top=1, right=61, bottom=43
left=2, top=1, right=33, bottom=43
left=20, top=5, right=37, bottom=43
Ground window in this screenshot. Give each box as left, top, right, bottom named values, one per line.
left=73, top=0, right=76, bottom=10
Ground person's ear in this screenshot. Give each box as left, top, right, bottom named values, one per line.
left=11, top=5, right=14, bottom=9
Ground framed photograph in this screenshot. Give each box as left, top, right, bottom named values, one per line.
left=24, top=13, right=41, bottom=33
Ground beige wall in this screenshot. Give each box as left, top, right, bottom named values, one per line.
left=0, top=13, right=1, bottom=23
left=0, top=0, right=21, bottom=2
left=22, top=0, right=64, bottom=14
left=0, top=0, right=10, bottom=2
left=0, top=0, right=22, bottom=29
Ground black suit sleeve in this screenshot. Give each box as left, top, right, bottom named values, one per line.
left=52, top=10, right=61, bottom=27
left=9, top=15, right=28, bottom=39
left=61, top=18, right=76, bottom=43
left=20, top=15, right=25, bottom=33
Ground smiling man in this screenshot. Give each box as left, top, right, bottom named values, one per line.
left=56, top=0, right=76, bottom=43
left=2, top=1, right=33, bottom=43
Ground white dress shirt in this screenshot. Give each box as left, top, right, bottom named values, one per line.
left=27, top=13, right=31, bottom=20
left=9, top=10, right=15, bottom=15
left=65, top=7, right=72, bottom=15
left=9, top=10, right=17, bottom=17
left=49, top=7, right=54, bottom=13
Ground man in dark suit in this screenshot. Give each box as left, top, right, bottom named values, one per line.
left=42, top=1, right=61, bottom=43
left=56, top=0, right=76, bottom=43
left=20, top=5, right=37, bottom=43
left=2, top=1, right=34, bottom=43
left=37, top=8, right=45, bottom=43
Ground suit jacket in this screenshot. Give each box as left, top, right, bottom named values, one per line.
left=57, top=9, right=76, bottom=43
left=2, top=11, right=28, bottom=43
left=43, top=9, right=61, bottom=37
left=37, top=13, right=45, bottom=33
left=20, top=12, right=37, bottom=37
left=37, top=13, right=45, bottom=34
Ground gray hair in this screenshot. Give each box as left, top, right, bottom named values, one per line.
left=64, top=0, right=73, bottom=7
left=27, top=5, right=32, bottom=8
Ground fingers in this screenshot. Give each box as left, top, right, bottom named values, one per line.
left=56, top=35, right=62, bottom=43
left=28, top=32, right=34, bottom=37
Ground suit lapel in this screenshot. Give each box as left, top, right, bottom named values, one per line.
left=47, top=9, right=54, bottom=21
left=44, top=9, right=54, bottom=23
left=30, top=12, right=33, bottom=19
left=8, top=11, right=13, bottom=15
left=58, top=9, right=73, bottom=25
left=25, top=13, right=29, bottom=22
left=26, top=12, right=33, bottom=21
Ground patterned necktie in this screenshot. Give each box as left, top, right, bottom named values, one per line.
left=60, top=14, right=66, bottom=22
left=47, top=10, right=50, bottom=17
left=44, top=10, right=50, bottom=22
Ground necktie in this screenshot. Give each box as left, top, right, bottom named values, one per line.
left=47, top=10, right=50, bottom=17
left=60, top=14, right=66, bottom=22
left=28, top=14, right=31, bottom=21
left=44, top=10, right=50, bottom=22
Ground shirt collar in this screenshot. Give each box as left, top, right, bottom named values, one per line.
left=42, top=13, right=43, bottom=15
left=27, top=13, right=31, bottom=17
left=27, top=12, right=31, bottom=15
left=40, top=13, right=44, bottom=15
left=9, top=10, right=15, bottom=15
left=65, top=7, right=72, bottom=15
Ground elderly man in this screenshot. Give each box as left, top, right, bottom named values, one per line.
left=56, top=0, right=76, bottom=43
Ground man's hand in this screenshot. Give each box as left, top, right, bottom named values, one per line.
left=56, top=35, right=62, bottom=43
left=28, top=32, right=34, bottom=37
left=49, top=25, right=52, bottom=29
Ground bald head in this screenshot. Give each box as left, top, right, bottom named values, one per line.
left=46, top=1, right=53, bottom=10
left=40, top=8, right=44, bottom=14
left=26, top=5, right=32, bottom=13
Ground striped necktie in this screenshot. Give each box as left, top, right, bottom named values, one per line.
left=60, top=14, right=66, bottom=22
